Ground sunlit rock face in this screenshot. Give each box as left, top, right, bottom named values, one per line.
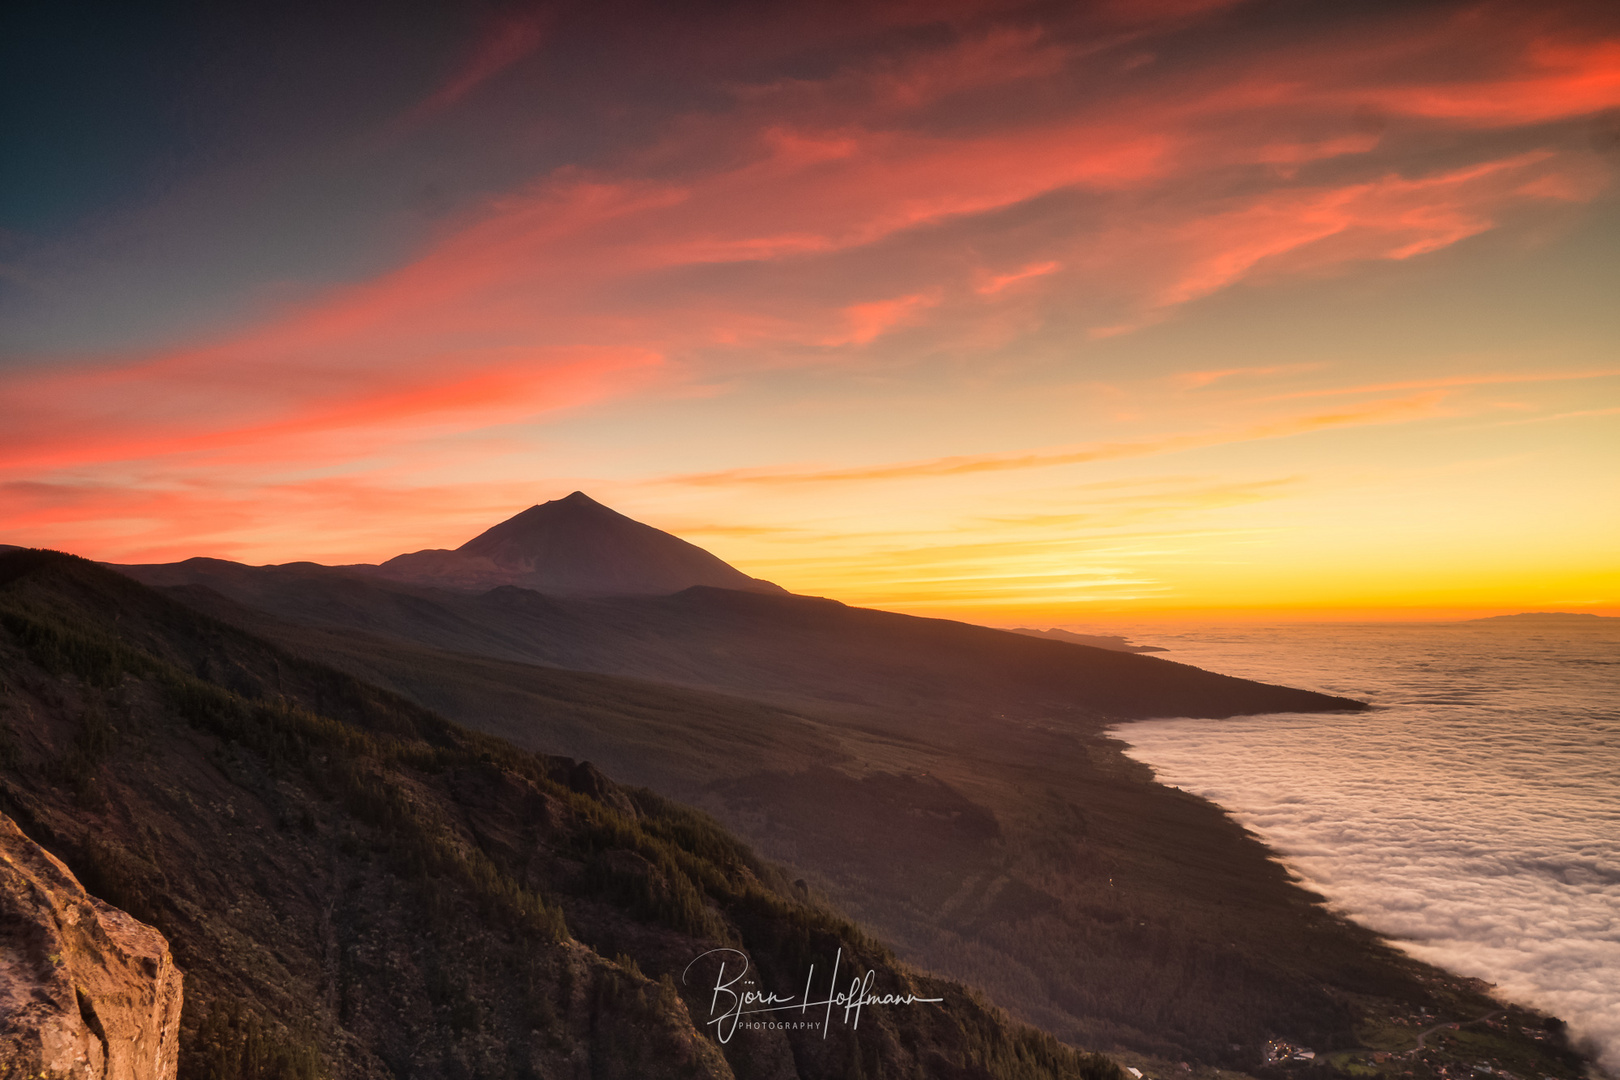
left=0, top=812, right=183, bottom=1080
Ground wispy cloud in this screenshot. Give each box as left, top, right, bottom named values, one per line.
left=0, top=347, right=662, bottom=472
left=1141, top=151, right=1598, bottom=315
left=1261, top=368, right=1620, bottom=402
left=3, top=0, right=1616, bottom=584
left=1171, top=364, right=1324, bottom=389
left=1492, top=404, right=1620, bottom=427
left=403, top=11, right=550, bottom=125
left=1363, top=37, right=1620, bottom=126
left=662, top=394, right=1448, bottom=488
left=976, top=260, right=1062, bottom=295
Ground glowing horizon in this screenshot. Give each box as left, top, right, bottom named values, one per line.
left=3, top=1, right=1617, bottom=620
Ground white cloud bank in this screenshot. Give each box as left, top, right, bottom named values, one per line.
left=1111, top=621, right=1620, bottom=1074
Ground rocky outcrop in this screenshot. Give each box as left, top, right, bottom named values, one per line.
left=0, top=813, right=182, bottom=1080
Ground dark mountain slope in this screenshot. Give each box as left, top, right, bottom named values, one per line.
left=116, top=560, right=1363, bottom=725
left=363, top=492, right=783, bottom=595
left=134, top=574, right=1588, bottom=1080
left=0, top=550, right=1120, bottom=1080
left=154, top=585, right=855, bottom=795
left=551, top=585, right=1358, bottom=721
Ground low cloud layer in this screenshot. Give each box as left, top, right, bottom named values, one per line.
left=1114, top=620, right=1620, bottom=1073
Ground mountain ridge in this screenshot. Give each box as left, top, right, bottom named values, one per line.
left=1008, top=628, right=1168, bottom=653
left=3, top=547, right=1591, bottom=1078
left=104, top=556, right=1591, bottom=1078
left=118, top=563, right=1367, bottom=722
left=0, top=548, right=1120, bottom=1080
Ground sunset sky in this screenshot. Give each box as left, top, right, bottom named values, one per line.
left=3, top=0, right=1617, bottom=621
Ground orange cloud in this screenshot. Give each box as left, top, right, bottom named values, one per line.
left=0, top=347, right=661, bottom=471
left=664, top=392, right=1448, bottom=488
left=1171, top=364, right=1323, bottom=389
left=826, top=293, right=939, bottom=345
left=6, top=3, right=1618, bottom=576
left=976, top=260, right=1062, bottom=295
left=0, top=474, right=572, bottom=565
left=25, top=12, right=1614, bottom=389
left=1148, top=151, right=1595, bottom=311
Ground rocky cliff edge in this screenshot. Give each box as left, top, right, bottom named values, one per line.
left=0, top=812, right=182, bottom=1080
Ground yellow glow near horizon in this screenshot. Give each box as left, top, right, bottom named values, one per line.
left=3, top=4, right=1617, bottom=620
left=633, top=374, right=1620, bottom=621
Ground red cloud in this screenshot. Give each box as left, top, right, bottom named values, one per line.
left=0, top=347, right=661, bottom=471
left=826, top=293, right=939, bottom=345
left=4, top=3, right=1616, bottom=559
left=1368, top=38, right=1620, bottom=126
left=1147, top=150, right=1597, bottom=310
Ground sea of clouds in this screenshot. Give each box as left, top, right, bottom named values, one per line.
left=1110, top=621, right=1620, bottom=1075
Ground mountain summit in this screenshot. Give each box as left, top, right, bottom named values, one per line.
left=369, top=491, right=784, bottom=596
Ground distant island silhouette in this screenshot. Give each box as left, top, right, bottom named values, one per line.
left=1469, top=612, right=1616, bottom=622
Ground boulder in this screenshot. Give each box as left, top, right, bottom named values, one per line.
left=0, top=813, right=182, bottom=1080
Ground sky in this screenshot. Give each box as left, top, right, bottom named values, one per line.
left=3, top=0, right=1618, bottom=622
